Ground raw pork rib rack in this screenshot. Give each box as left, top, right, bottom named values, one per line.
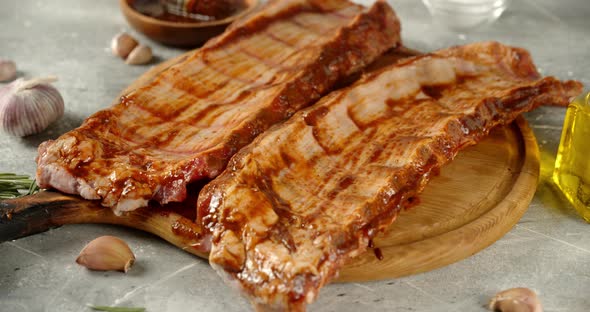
left=197, top=42, right=582, bottom=311
left=36, top=0, right=401, bottom=214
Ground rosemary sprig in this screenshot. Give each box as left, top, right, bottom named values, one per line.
left=0, top=173, right=39, bottom=199
left=89, top=305, right=146, bottom=312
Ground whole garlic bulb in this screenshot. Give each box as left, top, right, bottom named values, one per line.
left=0, top=76, right=64, bottom=137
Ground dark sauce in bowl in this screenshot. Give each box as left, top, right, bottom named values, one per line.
left=132, top=0, right=247, bottom=23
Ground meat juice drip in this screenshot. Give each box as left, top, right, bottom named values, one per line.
left=553, top=92, right=590, bottom=222
left=368, top=239, right=384, bottom=260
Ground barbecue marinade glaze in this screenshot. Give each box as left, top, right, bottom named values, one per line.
left=197, top=42, right=583, bottom=311
left=36, top=0, right=401, bottom=214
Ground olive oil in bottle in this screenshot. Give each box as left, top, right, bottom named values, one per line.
left=553, top=92, right=590, bottom=222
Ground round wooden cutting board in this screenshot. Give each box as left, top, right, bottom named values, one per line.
left=338, top=117, right=540, bottom=282
left=124, top=52, right=540, bottom=283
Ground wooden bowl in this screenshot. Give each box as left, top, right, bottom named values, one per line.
left=119, top=0, right=259, bottom=47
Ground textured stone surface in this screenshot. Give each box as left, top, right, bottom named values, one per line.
left=1, top=0, right=589, bottom=311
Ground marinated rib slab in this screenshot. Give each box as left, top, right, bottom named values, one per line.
left=35, top=0, right=401, bottom=214
left=197, top=42, right=583, bottom=311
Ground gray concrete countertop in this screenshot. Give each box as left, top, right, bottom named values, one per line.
left=1, top=0, right=589, bottom=311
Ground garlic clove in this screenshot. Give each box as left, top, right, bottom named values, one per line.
left=76, top=235, right=136, bottom=273
left=489, top=288, right=543, bottom=312
left=0, top=59, right=17, bottom=82
left=111, top=32, right=139, bottom=59
left=125, top=45, right=153, bottom=65
left=0, top=76, right=64, bottom=137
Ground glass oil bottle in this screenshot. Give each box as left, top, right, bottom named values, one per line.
left=553, top=92, right=590, bottom=222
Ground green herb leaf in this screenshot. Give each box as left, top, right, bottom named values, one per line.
left=89, top=305, right=146, bottom=312
left=0, top=173, right=39, bottom=199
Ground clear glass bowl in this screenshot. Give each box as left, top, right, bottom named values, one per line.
left=422, top=0, right=510, bottom=31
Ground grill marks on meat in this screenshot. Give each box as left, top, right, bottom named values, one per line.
left=197, top=42, right=583, bottom=311
left=35, top=0, right=401, bottom=214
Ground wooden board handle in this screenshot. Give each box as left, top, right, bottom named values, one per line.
left=0, top=191, right=209, bottom=258
left=0, top=191, right=81, bottom=241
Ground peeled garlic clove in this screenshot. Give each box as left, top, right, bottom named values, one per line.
left=125, top=45, right=153, bottom=65
left=111, top=32, right=139, bottom=59
left=0, top=59, right=17, bottom=82
left=0, top=76, right=64, bottom=137
left=489, top=288, right=543, bottom=312
left=76, top=235, right=135, bottom=273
